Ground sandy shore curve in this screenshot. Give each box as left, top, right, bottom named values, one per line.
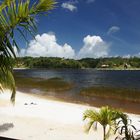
left=0, top=90, right=140, bottom=140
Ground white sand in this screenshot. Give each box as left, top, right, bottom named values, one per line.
left=0, top=90, right=140, bottom=140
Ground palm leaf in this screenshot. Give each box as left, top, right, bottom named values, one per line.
left=0, top=0, right=56, bottom=102
left=83, top=106, right=122, bottom=139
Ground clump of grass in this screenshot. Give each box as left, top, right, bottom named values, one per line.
left=80, top=86, right=140, bottom=102
left=15, top=76, right=74, bottom=91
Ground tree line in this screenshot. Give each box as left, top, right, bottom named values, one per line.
left=14, top=57, right=140, bottom=69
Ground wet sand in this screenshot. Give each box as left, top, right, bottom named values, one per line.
left=18, top=87, right=140, bottom=115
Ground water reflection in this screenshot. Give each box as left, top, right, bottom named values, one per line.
left=14, top=69, right=140, bottom=89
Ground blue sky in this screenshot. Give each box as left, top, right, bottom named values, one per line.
left=17, top=0, right=140, bottom=58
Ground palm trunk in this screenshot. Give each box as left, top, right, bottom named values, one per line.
left=125, top=126, right=130, bottom=140
left=103, top=126, right=106, bottom=140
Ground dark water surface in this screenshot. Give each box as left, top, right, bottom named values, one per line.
left=14, top=69, right=140, bottom=114
left=14, top=69, right=140, bottom=89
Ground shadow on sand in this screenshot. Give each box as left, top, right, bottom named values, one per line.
left=0, top=123, right=14, bottom=132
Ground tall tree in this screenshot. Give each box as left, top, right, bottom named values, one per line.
left=0, top=0, right=56, bottom=102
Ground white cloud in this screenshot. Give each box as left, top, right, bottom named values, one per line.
left=13, top=46, right=19, bottom=56
left=123, top=53, right=140, bottom=58
left=135, top=53, right=140, bottom=57
left=21, top=33, right=75, bottom=58
left=86, top=0, right=95, bottom=3
left=61, top=1, right=77, bottom=12
left=107, top=26, right=120, bottom=35
left=77, top=35, right=109, bottom=59
left=9, top=46, right=19, bottom=57
left=122, top=54, right=131, bottom=58
left=19, top=33, right=110, bottom=59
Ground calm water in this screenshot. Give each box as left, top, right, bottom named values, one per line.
left=14, top=69, right=140, bottom=90
left=14, top=69, right=140, bottom=114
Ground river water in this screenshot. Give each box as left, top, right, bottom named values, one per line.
left=14, top=69, right=140, bottom=114
left=14, top=69, right=140, bottom=89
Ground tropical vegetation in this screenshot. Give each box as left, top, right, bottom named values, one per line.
left=115, top=114, right=140, bottom=140
left=83, top=106, right=140, bottom=140
left=14, top=56, right=140, bottom=69
left=0, top=0, right=56, bottom=102
left=83, top=106, right=122, bottom=140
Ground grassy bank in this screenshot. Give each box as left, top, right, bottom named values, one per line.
left=80, top=86, right=140, bottom=102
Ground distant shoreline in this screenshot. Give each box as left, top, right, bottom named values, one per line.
left=13, top=67, right=140, bottom=71
left=13, top=57, right=140, bottom=70
left=96, top=68, right=140, bottom=70
left=13, top=67, right=29, bottom=70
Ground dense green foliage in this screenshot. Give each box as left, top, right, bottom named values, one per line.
left=14, top=57, right=140, bottom=69
left=15, top=57, right=82, bottom=68
left=0, top=0, right=56, bottom=102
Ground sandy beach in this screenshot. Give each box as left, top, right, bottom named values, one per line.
left=0, top=90, right=140, bottom=140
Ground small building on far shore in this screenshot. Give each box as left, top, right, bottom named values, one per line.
left=124, top=63, right=131, bottom=69
left=101, top=64, right=109, bottom=68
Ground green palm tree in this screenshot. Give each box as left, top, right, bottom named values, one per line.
left=83, top=106, right=122, bottom=140
left=0, top=0, right=56, bottom=103
left=115, top=114, right=138, bottom=140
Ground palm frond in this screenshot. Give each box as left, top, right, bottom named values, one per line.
left=83, top=106, right=123, bottom=139
left=0, top=68, right=16, bottom=103
left=0, top=0, right=56, bottom=102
